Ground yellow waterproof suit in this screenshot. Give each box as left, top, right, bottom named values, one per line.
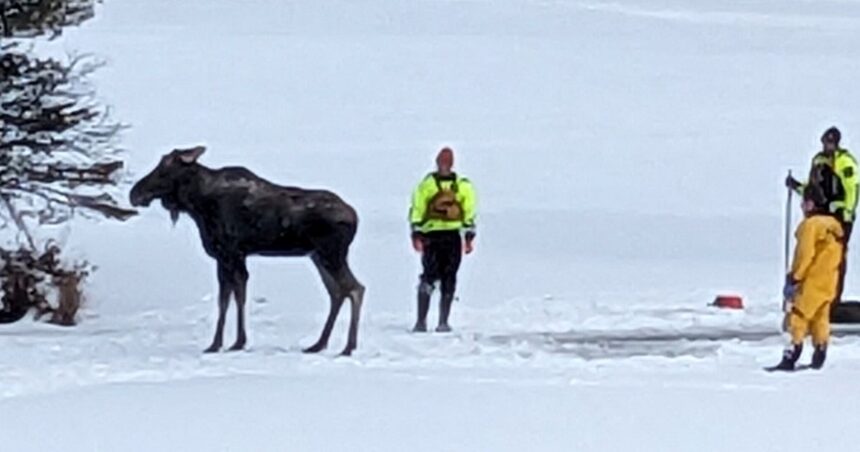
left=786, top=214, right=844, bottom=345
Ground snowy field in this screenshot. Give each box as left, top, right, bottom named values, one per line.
left=5, top=0, right=860, bottom=450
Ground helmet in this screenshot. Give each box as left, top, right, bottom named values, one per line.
left=822, top=126, right=841, bottom=145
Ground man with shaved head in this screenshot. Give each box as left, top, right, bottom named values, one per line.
left=409, top=147, right=478, bottom=333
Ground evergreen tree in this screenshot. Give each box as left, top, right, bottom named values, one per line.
left=0, top=0, right=135, bottom=324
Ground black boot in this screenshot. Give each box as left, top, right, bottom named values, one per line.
left=413, top=288, right=431, bottom=333
left=436, top=293, right=454, bottom=333
left=767, top=344, right=803, bottom=372
left=810, top=345, right=827, bottom=370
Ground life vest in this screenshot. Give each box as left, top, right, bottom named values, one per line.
left=424, top=175, right=464, bottom=222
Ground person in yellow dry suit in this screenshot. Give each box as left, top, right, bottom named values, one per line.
left=409, top=147, right=477, bottom=333
left=786, top=127, right=858, bottom=308
left=769, top=184, right=844, bottom=371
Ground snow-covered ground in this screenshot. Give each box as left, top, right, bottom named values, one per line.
left=4, top=0, right=860, bottom=450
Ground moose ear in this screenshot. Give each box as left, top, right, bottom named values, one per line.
left=177, top=145, right=206, bottom=164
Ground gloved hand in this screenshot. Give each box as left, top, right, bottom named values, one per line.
left=785, top=174, right=802, bottom=191
left=782, top=276, right=797, bottom=312
left=783, top=276, right=799, bottom=306
left=412, top=234, right=424, bottom=253
left=464, top=231, right=476, bottom=255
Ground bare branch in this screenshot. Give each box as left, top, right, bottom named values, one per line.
left=0, top=195, right=36, bottom=251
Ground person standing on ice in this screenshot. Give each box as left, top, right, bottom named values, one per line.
left=409, top=147, right=477, bottom=333
left=770, top=185, right=844, bottom=371
left=786, top=127, right=859, bottom=307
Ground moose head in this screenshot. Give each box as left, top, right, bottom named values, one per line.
left=129, top=145, right=206, bottom=223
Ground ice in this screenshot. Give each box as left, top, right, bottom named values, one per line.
left=4, top=1, right=860, bottom=451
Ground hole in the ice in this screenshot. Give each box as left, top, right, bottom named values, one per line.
left=486, top=329, right=785, bottom=360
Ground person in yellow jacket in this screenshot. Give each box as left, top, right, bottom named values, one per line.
left=786, top=127, right=858, bottom=307
left=409, top=147, right=477, bottom=333
left=769, top=185, right=844, bottom=371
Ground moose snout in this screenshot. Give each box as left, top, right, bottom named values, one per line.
left=129, top=185, right=151, bottom=207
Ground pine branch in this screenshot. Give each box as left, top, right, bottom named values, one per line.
left=0, top=0, right=96, bottom=38
left=0, top=46, right=134, bottom=229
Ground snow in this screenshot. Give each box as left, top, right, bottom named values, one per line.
left=4, top=0, right=860, bottom=450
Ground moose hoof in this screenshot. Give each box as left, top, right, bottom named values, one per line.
left=340, top=348, right=354, bottom=357
left=203, top=344, right=221, bottom=354
left=228, top=342, right=246, bottom=352
left=303, top=342, right=327, bottom=354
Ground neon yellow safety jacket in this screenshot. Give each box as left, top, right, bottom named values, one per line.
left=795, top=148, right=859, bottom=223
left=409, top=173, right=477, bottom=235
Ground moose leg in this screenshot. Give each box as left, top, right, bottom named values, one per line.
left=205, top=263, right=234, bottom=353
left=303, top=254, right=345, bottom=354
left=228, top=261, right=249, bottom=351
left=340, top=265, right=365, bottom=357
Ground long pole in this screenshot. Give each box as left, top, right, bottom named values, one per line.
left=782, top=171, right=795, bottom=325
left=785, top=170, right=793, bottom=274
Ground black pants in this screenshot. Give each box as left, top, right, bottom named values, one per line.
left=835, top=221, right=854, bottom=304
left=419, top=231, right=463, bottom=296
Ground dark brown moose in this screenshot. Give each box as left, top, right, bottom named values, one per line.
left=129, top=146, right=365, bottom=355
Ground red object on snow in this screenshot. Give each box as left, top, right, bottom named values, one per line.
left=712, top=295, right=744, bottom=310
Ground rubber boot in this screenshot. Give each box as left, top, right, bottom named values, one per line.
left=436, top=293, right=454, bottom=333
left=810, top=345, right=827, bottom=370
left=769, top=344, right=802, bottom=371
left=413, top=288, right=430, bottom=333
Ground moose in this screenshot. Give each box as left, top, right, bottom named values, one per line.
left=129, top=146, right=365, bottom=356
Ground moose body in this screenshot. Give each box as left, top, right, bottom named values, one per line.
left=129, top=146, right=364, bottom=355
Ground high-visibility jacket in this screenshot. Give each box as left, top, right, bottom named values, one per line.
left=795, top=149, right=859, bottom=223
left=409, top=172, right=477, bottom=235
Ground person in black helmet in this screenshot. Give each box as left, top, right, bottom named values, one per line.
left=786, top=127, right=859, bottom=309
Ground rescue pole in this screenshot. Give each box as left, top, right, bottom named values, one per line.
left=782, top=170, right=794, bottom=327
left=785, top=170, right=793, bottom=274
